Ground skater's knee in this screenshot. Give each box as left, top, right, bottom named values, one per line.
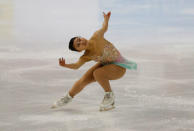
left=93, top=69, right=104, bottom=80
left=93, top=70, right=98, bottom=80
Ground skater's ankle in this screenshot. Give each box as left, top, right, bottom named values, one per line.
left=105, top=91, right=113, bottom=93
left=68, top=92, right=74, bottom=98
left=104, top=89, right=112, bottom=92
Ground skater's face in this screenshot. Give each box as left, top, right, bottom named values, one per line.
left=73, top=37, right=88, bottom=52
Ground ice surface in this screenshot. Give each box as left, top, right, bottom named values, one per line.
left=0, top=44, right=194, bottom=131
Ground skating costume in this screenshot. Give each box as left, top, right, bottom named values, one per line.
left=79, top=30, right=137, bottom=70
left=90, top=44, right=137, bottom=70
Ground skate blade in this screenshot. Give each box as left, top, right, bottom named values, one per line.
left=99, top=106, right=115, bottom=112
left=51, top=104, right=60, bottom=109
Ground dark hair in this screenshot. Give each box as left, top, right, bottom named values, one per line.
left=69, top=37, right=78, bottom=51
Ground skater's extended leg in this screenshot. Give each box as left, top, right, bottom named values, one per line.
left=69, top=62, right=103, bottom=97
left=51, top=62, right=102, bottom=109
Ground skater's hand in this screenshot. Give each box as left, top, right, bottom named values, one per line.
left=59, top=57, right=66, bottom=67
left=103, top=11, right=111, bottom=20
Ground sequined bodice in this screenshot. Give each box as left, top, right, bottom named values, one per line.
left=90, top=44, right=121, bottom=64
left=80, top=32, right=137, bottom=70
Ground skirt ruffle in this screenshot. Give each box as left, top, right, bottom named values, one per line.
left=103, top=56, right=137, bottom=70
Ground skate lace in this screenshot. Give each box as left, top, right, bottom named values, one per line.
left=60, top=96, right=68, bottom=102
left=104, top=94, right=111, bottom=101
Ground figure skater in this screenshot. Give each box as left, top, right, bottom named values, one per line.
left=51, top=11, right=137, bottom=111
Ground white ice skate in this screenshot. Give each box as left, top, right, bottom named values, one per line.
left=99, top=92, right=115, bottom=111
left=51, top=92, right=73, bottom=109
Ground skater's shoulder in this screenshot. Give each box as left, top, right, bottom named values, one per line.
left=80, top=50, right=92, bottom=62
left=83, top=49, right=90, bottom=56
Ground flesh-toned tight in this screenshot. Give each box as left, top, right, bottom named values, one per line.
left=69, top=62, right=126, bottom=97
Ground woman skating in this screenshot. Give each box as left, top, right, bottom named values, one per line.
left=51, top=11, right=137, bottom=111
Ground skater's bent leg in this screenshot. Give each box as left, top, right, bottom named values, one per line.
left=69, top=62, right=103, bottom=97
left=93, top=69, right=112, bottom=92
left=93, top=64, right=126, bottom=92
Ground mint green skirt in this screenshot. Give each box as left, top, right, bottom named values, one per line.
left=103, top=56, right=137, bottom=70
left=111, top=60, right=137, bottom=70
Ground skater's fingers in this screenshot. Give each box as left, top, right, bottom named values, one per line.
left=59, top=57, right=64, bottom=61
left=103, top=12, right=106, bottom=17
left=107, top=11, right=111, bottom=17
left=62, top=58, right=65, bottom=62
left=58, top=57, right=66, bottom=66
left=59, top=58, right=63, bottom=63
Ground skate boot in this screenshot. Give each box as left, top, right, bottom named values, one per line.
left=99, top=92, right=115, bottom=111
left=51, top=92, right=73, bottom=109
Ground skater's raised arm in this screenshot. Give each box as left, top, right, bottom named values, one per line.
left=95, top=11, right=111, bottom=37
left=59, top=57, right=85, bottom=70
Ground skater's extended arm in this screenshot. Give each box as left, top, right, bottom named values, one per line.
left=59, top=57, right=85, bottom=70
left=95, top=11, right=111, bottom=37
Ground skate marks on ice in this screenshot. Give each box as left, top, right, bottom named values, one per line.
left=18, top=104, right=122, bottom=131
left=110, top=44, right=194, bottom=130
left=1, top=44, right=194, bottom=131
left=0, top=58, right=120, bottom=131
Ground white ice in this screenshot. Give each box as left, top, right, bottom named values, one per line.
left=0, top=44, right=194, bottom=131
